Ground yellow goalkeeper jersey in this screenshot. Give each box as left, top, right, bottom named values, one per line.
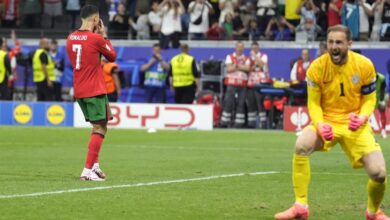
left=306, top=51, right=377, bottom=125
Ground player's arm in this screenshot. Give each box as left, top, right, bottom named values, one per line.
left=349, top=62, right=377, bottom=131
left=306, top=65, right=324, bottom=126
left=380, top=78, right=386, bottom=102
left=306, top=63, right=334, bottom=140
left=95, top=20, right=117, bottom=62
left=97, top=36, right=117, bottom=62
left=359, top=69, right=377, bottom=117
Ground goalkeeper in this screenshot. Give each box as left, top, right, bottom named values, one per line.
left=275, top=25, right=390, bottom=220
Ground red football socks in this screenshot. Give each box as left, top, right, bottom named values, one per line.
left=380, top=111, right=387, bottom=130
left=85, top=133, right=105, bottom=169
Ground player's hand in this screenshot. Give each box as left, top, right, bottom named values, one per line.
left=348, top=113, right=368, bottom=131
left=316, top=122, right=334, bottom=141
left=96, top=19, right=106, bottom=36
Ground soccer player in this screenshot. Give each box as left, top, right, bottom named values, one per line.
left=376, top=72, right=388, bottom=139
left=66, top=5, right=117, bottom=181
left=274, top=25, right=390, bottom=220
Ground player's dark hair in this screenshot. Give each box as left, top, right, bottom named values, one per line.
left=80, top=4, right=99, bottom=19
left=327, top=25, right=352, bottom=41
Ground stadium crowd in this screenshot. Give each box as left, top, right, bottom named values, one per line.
left=0, top=0, right=390, bottom=41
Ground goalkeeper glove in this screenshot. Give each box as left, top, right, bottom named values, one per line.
left=348, top=113, right=368, bottom=131
left=316, top=122, right=334, bottom=141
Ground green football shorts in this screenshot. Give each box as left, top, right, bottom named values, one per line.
left=76, top=94, right=112, bottom=122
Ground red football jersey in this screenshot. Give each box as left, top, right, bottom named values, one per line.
left=66, top=30, right=116, bottom=98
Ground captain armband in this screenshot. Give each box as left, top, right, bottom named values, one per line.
left=361, top=81, right=376, bottom=95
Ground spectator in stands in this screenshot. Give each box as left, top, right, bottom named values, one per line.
left=328, top=0, right=343, bottom=28
left=141, top=43, right=170, bottom=103
left=207, top=20, right=225, bottom=40
left=20, top=0, right=42, bottom=28
left=0, top=38, right=11, bottom=100
left=359, top=0, right=373, bottom=41
left=65, top=0, right=80, bottom=29
left=108, top=0, right=121, bottom=21
left=313, top=0, right=328, bottom=39
left=43, top=0, right=63, bottom=28
left=231, top=9, right=247, bottom=39
left=109, top=3, right=131, bottom=39
left=219, top=0, right=239, bottom=24
left=290, top=48, right=311, bottom=82
left=265, top=16, right=295, bottom=41
left=1, top=0, right=20, bottom=28
left=220, top=41, right=250, bottom=128
left=247, top=18, right=263, bottom=40
left=102, top=59, right=121, bottom=102
left=209, top=0, right=221, bottom=22
left=295, top=0, right=322, bottom=41
left=379, top=0, right=390, bottom=40
left=188, top=0, right=214, bottom=40
left=370, top=0, right=383, bottom=41
left=341, top=0, right=360, bottom=40
left=148, top=1, right=162, bottom=39
left=33, top=38, right=55, bottom=101
left=49, top=39, right=64, bottom=101
left=222, top=13, right=234, bottom=40
left=129, top=9, right=150, bottom=40
left=316, top=40, right=327, bottom=57
left=159, top=0, right=185, bottom=49
left=247, top=41, right=269, bottom=128
left=125, top=0, right=138, bottom=17
left=256, top=0, right=277, bottom=34
left=240, top=1, right=256, bottom=27
left=169, top=44, right=200, bottom=104
left=285, top=0, right=302, bottom=27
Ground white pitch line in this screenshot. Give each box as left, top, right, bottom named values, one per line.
left=0, top=171, right=279, bottom=199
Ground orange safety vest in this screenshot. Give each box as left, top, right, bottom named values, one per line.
left=224, top=53, right=248, bottom=87
left=102, top=61, right=118, bottom=93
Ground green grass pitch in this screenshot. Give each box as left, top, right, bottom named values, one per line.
left=0, top=126, right=389, bottom=220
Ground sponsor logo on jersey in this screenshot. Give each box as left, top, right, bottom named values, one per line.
left=352, top=74, right=360, bottom=84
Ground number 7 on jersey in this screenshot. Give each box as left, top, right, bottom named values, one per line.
left=72, top=44, right=82, bottom=70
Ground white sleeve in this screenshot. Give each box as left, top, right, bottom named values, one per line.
left=290, top=62, right=298, bottom=80
left=261, top=54, right=268, bottom=65
left=245, top=58, right=251, bottom=66
left=225, top=55, right=232, bottom=65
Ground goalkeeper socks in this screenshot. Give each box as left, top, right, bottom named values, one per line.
left=367, top=178, right=387, bottom=213
left=293, top=154, right=311, bottom=205
left=85, top=133, right=105, bottom=169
